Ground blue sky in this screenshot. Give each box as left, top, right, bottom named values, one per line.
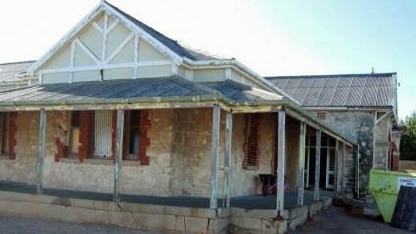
left=0, top=0, right=414, bottom=119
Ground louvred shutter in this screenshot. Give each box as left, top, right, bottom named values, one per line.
left=243, top=114, right=260, bottom=169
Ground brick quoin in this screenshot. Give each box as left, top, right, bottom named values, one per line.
left=8, top=112, right=17, bottom=159
left=55, top=138, right=65, bottom=162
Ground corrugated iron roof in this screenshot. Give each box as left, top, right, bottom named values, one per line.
left=0, top=61, right=35, bottom=83
left=0, top=76, right=283, bottom=106
left=266, top=73, right=396, bottom=108
left=205, top=80, right=284, bottom=103
left=0, top=76, right=217, bottom=103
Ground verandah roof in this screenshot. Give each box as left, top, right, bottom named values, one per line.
left=0, top=76, right=353, bottom=146
left=0, top=76, right=285, bottom=110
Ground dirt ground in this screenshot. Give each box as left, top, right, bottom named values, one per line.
left=292, top=205, right=412, bottom=234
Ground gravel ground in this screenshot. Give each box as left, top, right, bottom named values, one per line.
left=0, top=216, right=160, bottom=234
left=0, top=205, right=412, bottom=234
left=292, top=205, right=412, bottom=234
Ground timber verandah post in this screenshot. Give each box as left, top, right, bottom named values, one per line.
left=276, top=109, right=286, bottom=216
left=37, top=109, right=47, bottom=194
left=222, top=111, right=232, bottom=208
left=314, top=130, right=322, bottom=201
left=297, top=122, right=306, bottom=206
left=113, top=109, right=124, bottom=204
left=210, top=104, right=221, bottom=209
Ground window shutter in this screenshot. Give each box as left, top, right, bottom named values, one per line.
left=138, top=110, right=151, bottom=165
left=79, top=111, right=94, bottom=161
left=8, top=112, right=17, bottom=160
left=243, top=114, right=260, bottom=170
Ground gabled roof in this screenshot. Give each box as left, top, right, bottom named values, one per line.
left=28, top=1, right=221, bottom=75
left=0, top=61, right=35, bottom=83
left=105, top=1, right=219, bottom=61
left=266, top=73, right=396, bottom=109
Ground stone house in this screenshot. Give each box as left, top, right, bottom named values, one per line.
left=0, top=1, right=359, bottom=233
left=267, top=73, right=400, bottom=198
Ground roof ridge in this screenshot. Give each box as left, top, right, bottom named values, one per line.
left=104, top=1, right=218, bottom=61
left=266, top=72, right=397, bottom=79
left=0, top=60, right=36, bottom=66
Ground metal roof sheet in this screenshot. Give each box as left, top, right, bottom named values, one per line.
left=205, top=80, right=284, bottom=103
left=0, top=76, right=284, bottom=106
left=0, top=61, right=34, bottom=83
left=0, top=76, right=216, bottom=104
left=266, top=73, right=395, bottom=108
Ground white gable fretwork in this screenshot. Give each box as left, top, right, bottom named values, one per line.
left=36, top=11, right=174, bottom=84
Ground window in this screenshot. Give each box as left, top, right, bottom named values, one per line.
left=243, top=114, right=260, bottom=170
left=69, top=111, right=80, bottom=157
left=317, top=112, right=326, bottom=120
left=123, top=110, right=150, bottom=164
left=123, top=110, right=140, bottom=160
left=94, top=110, right=113, bottom=158
left=0, top=113, right=10, bottom=157
left=67, top=110, right=150, bottom=164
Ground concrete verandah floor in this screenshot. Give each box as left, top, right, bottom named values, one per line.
left=0, top=181, right=333, bottom=210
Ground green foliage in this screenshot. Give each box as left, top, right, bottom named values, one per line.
left=400, top=111, right=416, bottom=160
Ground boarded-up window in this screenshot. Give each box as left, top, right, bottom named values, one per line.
left=243, top=114, right=260, bottom=170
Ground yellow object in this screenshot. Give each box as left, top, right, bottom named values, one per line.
left=369, top=169, right=416, bottom=223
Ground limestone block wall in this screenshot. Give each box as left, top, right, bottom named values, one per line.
left=0, top=112, right=38, bottom=184
left=309, top=110, right=374, bottom=196
left=2, top=108, right=279, bottom=198
left=286, top=117, right=300, bottom=191
left=43, top=109, right=175, bottom=195
left=120, top=109, right=174, bottom=195
left=231, top=113, right=277, bottom=196
left=44, top=111, right=115, bottom=193
left=373, top=116, right=390, bottom=169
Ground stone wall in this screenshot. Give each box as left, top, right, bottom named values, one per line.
left=0, top=112, right=38, bottom=184
left=373, top=115, right=390, bottom=170
left=2, top=109, right=280, bottom=198
left=309, top=110, right=374, bottom=197
left=399, top=160, right=416, bottom=171
left=231, top=113, right=278, bottom=196
left=286, top=117, right=300, bottom=191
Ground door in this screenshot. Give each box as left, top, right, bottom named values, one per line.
left=325, top=148, right=335, bottom=189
